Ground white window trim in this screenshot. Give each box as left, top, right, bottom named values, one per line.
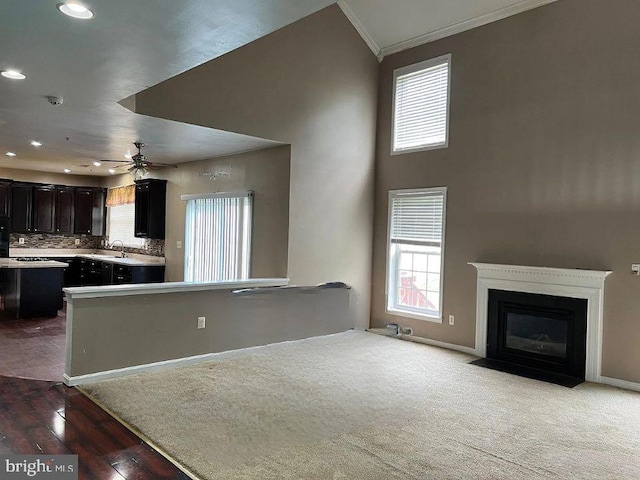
left=391, top=53, right=452, bottom=156
left=385, top=187, right=447, bottom=323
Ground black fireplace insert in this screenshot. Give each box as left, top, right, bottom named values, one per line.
left=480, top=289, right=588, bottom=386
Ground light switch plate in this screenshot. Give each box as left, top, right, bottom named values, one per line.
left=632, top=264, right=640, bottom=275
left=197, top=316, right=206, bottom=329
left=177, top=241, right=182, bottom=249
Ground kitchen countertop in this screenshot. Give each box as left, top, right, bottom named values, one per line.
left=0, top=258, right=69, bottom=269
left=9, top=250, right=165, bottom=267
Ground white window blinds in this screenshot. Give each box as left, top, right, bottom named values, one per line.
left=183, top=192, right=252, bottom=282
left=390, top=189, right=445, bottom=247
left=392, top=54, right=451, bottom=153
left=107, top=203, right=146, bottom=248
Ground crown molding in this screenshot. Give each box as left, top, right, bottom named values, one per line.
left=380, top=0, right=559, bottom=59
left=336, top=0, right=383, bottom=61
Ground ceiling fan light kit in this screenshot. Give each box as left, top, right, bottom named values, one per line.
left=99, top=142, right=177, bottom=178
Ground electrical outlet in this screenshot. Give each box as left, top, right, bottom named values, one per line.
left=177, top=240, right=183, bottom=249
left=74, top=238, right=80, bottom=245
left=18, top=237, right=25, bottom=245
left=448, top=315, right=455, bottom=326
left=197, top=316, right=206, bottom=329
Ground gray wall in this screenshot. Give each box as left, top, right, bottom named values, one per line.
left=105, top=145, right=291, bottom=281
left=129, top=5, right=379, bottom=328
left=372, top=0, right=640, bottom=383
left=66, top=286, right=352, bottom=377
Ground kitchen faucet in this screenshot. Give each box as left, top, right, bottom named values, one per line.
left=110, top=240, right=127, bottom=258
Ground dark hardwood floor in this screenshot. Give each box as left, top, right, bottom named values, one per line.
left=0, top=373, right=191, bottom=480
left=0, top=301, right=192, bottom=479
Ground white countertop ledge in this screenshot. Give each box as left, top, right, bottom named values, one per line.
left=64, top=278, right=290, bottom=299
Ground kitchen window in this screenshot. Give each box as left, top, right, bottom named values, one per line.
left=392, top=54, right=451, bottom=154
left=182, top=191, right=252, bottom=282
left=106, top=186, right=146, bottom=248
left=386, top=187, right=446, bottom=321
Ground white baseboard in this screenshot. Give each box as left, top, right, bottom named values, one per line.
left=600, top=376, right=640, bottom=393
left=367, top=328, right=477, bottom=356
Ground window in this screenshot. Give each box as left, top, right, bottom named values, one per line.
left=392, top=54, right=451, bottom=154
left=386, top=187, right=446, bottom=321
left=107, top=203, right=146, bottom=248
left=183, top=191, right=252, bottom=282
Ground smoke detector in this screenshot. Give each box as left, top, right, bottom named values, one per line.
left=46, top=96, right=63, bottom=106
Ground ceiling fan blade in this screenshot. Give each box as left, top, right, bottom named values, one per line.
left=99, top=159, right=133, bottom=164
left=146, top=162, right=178, bottom=168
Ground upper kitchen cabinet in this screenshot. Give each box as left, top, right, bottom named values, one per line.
left=55, top=186, right=75, bottom=234
left=11, top=183, right=34, bottom=233
left=74, top=187, right=106, bottom=236
left=0, top=180, right=11, bottom=217
left=135, top=179, right=166, bottom=239
left=33, top=185, right=56, bottom=233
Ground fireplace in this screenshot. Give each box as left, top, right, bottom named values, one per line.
left=469, top=263, right=611, bottom=384
left=486, top=289, right=587, bottom=383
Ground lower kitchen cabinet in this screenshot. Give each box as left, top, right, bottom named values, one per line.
left=112, top=263, right=165, bottom=285
left=66, top=257, right=165, bottom=287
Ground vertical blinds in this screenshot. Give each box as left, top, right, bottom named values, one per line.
left=107, top=204, right=146, bottom=248
left=393, top=56, right=450, bottom=152
left=390, top=190, right=444, bottom=246
left=184, top=193, right=252, bottom=282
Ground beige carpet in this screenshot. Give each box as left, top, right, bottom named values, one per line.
left=82, top=331, right=640, bottom=479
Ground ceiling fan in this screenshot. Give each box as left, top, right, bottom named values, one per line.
left=100, top=142, right=177, bottom=178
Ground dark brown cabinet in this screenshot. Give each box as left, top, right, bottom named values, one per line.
left=74, top=187, right=105, bottom=236
left=55, top=186, right=75, bottom=234
left=135, top=179, right=166, bottom=239
left=33, top=185, right=56, bottom=233
left=11, top=183, right=34, bottom=233
left=0, top=180, right=11, bottom=217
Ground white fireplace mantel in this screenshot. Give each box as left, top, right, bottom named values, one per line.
left=469, top=262, right=612, bottom=383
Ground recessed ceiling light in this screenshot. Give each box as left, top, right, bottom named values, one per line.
left=5, top=152, right=16, bottom=157
left=1, top=70, right=26, bottom=80
left=57, top=2, right=94, bottom=20
left=63, top=168, right=71, bottom=174
left=30, top=140, right=42, bottom=147
left=108, top=168, right=116, bottom=174
left=92, top=161, right=102, bottom=167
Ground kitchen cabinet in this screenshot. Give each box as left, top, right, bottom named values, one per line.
left=2, top=267, right=64, bottom=319
left=33, top=185, right=56, bottom=233
left=78, top=258, right=103, bottom=286
left=135, top=179, right=166, bottom=239
left=0, top=180, right=11, bottom=217
left=74, top=257, right=164, bottom=287
left=74, top=187, right=106, bottom=236
left=10, top=183, right=33, bottom=233
left=112, top=263, right=165, bottom=284
left=55, top=186, right=75, bottom=234
left=62, top=257, right=81, bottom=287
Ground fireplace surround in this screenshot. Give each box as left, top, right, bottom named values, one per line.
left=469, top=263, right=611, bottom=383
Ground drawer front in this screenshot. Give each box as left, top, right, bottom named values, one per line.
left=114, top=264, right=132, bottom=275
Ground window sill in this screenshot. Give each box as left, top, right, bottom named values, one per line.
left=391, top=141, right=448, bottom=156
left=386, top=307, right=443, bottom=324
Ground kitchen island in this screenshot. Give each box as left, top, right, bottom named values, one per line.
left=0, top=259, right=68, bottom=319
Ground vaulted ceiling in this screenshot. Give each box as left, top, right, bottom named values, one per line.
left=0, top=0, right=556, bottom=176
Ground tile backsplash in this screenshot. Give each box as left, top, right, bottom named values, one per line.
left=10, top=233, right=100, bottom=250
left=101, top=237, right=165, bottom=257
left=9, top=233, right=165, bottom=257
